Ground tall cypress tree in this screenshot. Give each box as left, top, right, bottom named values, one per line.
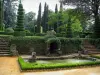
left=14, top=0, right=25, bottom=36
left=54, top=4, right=58, bottom=32
left=58, top=2, right=63, bottom=33
left=42, top=2, right=47, bottom=33
left=45, top=5, right=49, bottom=31
left=0, top=0, right=4, bottom=31
left=37, top=3, right=41, bottom=33
left=66, top=16, right=73, bottom=38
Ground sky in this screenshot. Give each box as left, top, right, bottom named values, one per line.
left=22, top=0, right=75, bottom=16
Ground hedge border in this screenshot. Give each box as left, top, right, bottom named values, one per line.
left=18, top=57, right=100, bottom=72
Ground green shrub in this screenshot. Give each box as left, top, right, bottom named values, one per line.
left=56, top=33, right=66, bottom=37
left=89, top=38, right=100, bottom=49
left=25, top=30, right=33, bottom=36
left=35, top=33, right=46, bottom=36
left=10, top=36, right=83, bottom=55
left=5, top=28, right=14, bottom=33
left=14, top=1, right=25, bottom=36
left=10, top=36, right=46, bottom=55
left=90, top=55, right=100, bottom=59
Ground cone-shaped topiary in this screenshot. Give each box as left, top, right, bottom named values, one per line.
left=14, top=0, right=26, bottom=36
left=0, top=0, right=4, bottom=31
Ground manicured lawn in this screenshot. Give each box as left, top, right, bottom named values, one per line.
left=18, top=57, right=100, bottom=71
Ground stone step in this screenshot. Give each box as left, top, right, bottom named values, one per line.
left=0, top=54, right=11, bottom=56
left=0, top=50, right=10, bottom=52
left=86, top=49, right=98, bottom=51
left=0, top=43, right=9, bottom=45
left=0, top=52, right=10, bottom=54
left=0, top=47, right=9, bottom=50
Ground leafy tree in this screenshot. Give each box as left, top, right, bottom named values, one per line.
left=24, top=11, right=36, bottom=33
left=63, top=9, right=88, bottom=33
left=61, top=0, right=100, bottom=38
left=3, top=0, right=18, bottom=28
left=37, top=3, right=41, bottom=33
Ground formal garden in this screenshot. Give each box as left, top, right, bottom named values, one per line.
left=0, top=0, right=100, bottom=73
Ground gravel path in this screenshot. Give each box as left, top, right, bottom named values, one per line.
left=0, top=57, right=100, bottom=75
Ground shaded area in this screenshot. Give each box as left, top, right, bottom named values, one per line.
left=49, top=42, right=58, bottom=54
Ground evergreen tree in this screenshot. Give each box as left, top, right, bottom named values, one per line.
left=42, top=2, right=48, bottom=33
left=0, top=0, right=4, bottom=31
left=14, top=0, right=25, bottom=36
left=66, top=16, right=73, bottom=38
left=55, top=4, right=58, bottom=14
left=58, top=2, right=63, bottom=33
left=37, top=3, right=41, bottom=33
left=45, top=5, right=49, bottom=31
left=54, top=4, right=58, bottom=32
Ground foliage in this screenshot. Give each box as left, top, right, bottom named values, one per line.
left=89, top=38, right=100, bottom=49
left=25, top=30, right=33, bottom=36
left=10, top=36, right=45, bottom=54
left=35, top=33, right=46, bottom=36
left=3, top=0, right=18, bottom=28
left=0, top=0, right=4, bottom=31
left=18, top=56, right=100, bottom=70
left=24, top=11, right=36, bottom=33
left=66, top=16, right=73, bottom=38
left=5, top=28, right=14, bottom=33
left=10, top=36, right=82, bottom=55
left=14, top=1, right=25, bottom=36
left=37, top=3, right=41, bottom=33
left=90, top=55, right=100, bottom=59
left=41, top=3, right=49, bottom=33
left=61, top=0, right=100, bottom=38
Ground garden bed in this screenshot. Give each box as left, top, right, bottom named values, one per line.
left=18, top=56, right=100, bottom=71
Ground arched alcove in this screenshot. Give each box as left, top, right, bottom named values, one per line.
left=49, top=42, right=58, bottom=54
left=45, top=38, right=62, bottom=56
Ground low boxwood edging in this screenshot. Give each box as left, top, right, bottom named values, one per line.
left=18, top=57, right=100, bottom=71
left=90, top=55, right=100, bottom=59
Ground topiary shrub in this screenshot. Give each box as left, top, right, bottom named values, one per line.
left=14, top=0, right=26, bottom=36
left=35, top=33, right=46, bottom=36
left=25, top=30, right=33, bottom=36
left=5, top=28, right=14, bottom=35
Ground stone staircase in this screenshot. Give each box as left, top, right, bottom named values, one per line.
left=0, top=37, right=11, bottom=56
left=83, top=40, right=100, bottom=54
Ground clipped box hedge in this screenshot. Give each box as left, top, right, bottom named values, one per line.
left=10, top=36, right=46, bottom=55
left=10, top=36, right=83, bottom=55
left=18, top=57, right=100, bottom=71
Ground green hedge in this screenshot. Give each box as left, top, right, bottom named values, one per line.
left=18, top=57, right=100, bottom=70
left=58, top=38, right=82, bottom=54
left=89, top=38, right=100, bottom=49
left=90, top=55, right=100, bottom=59
left=10, top=36, right=82, bottom=55
left=10, top=36, right=46, bottom=55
